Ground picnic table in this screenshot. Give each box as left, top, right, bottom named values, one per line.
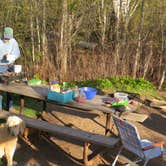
left=0, top=83, right=135, bottom=135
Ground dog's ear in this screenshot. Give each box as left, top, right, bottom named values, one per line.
left=19, top=121, right=26, bottom=135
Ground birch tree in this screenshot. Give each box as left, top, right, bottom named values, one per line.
left=112, top=0, right=141, bottom=75
left=158, top=0, right=166, bottom=89
left=30, top=0, right=35, bottom=63
left=133, top=0, right=145, bottom=78
left=59, top=0, right=68, bottom=78
left=98, top=0, right=107, bottom=48
left=158, top=65, right=166, bottom=90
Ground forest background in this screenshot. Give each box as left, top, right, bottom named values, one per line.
left=0, top=0, right=165, bottom=89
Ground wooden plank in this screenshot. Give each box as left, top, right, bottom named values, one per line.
left=145, top=98, right=166, bottom=110
left=151, top=98, right=166, bottom=105
left=122, top=113, right=148, bottom=122
left=149, top=98, right=166, bottom=110
left=0, top=111, right=119, bottom=147
left=150, top=104, right=166, bottom=110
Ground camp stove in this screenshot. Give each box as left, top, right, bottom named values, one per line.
left=0, top=63, right=23, bottom=84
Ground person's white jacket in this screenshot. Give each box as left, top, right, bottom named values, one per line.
left=0, top=38, right=20, bottom=64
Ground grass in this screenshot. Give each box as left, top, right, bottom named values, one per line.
left=1, top=92, right=43, bottom=118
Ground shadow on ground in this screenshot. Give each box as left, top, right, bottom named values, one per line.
left=142, top=113, right=166, bottom=135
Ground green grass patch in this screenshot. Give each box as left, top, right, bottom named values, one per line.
left=163, top=85, right=166, bottom=91
left=1, top=92, right=43, bottom=118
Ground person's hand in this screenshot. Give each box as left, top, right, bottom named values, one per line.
left=5, top=64, right=9, bottom=68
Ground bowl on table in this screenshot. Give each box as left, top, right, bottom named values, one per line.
left=79, top=87, right=97, bottom=100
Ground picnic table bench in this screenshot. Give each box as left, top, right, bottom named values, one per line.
left=0, top=111, right=119, bottom=166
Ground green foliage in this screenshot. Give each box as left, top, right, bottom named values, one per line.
left=107, top=76, right=155, bottom=92
left=67, top=76, right=156, bottom=96
left=33, top=74, right=40, bottom=80
left=66, top=82, right=77, bottom=88
left=93, top=78, right=114, bottom=90
left=31, top=74, right=47, bottom=85
left=163, top=86, right=166, bottom=91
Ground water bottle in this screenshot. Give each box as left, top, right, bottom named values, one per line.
left=73, top=86, right=79, bottom=99
left=79, top=89, right=86, bottom=98
left=0, top=95, right=3, bottom=111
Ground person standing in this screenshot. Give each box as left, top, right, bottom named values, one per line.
left=0, top=27, right=20, bottom=111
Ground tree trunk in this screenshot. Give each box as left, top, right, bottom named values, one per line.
left=158, top=14, right=166, bottom=90
left=41, top=0, right=48, bottom=80
left=59, top=0, right=68, bottom=79
left=68, top=14, right=72, bottom=71
left=113, top=0, right=121, bottom=74
left=101, top=0, right=107, bottom=48
left=133, top=0, right=145, bottom=78
left=143, top=41, right=153, bottom=78
left=30, top=2, right=35, bottom=63
left=35, top=0, right=41, bottom=53
left=42, top=0, right=47, bottom=58
left=158, top=65, right=166, bottom=90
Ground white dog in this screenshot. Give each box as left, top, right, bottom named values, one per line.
left=0, top=115, right=25, bottom=166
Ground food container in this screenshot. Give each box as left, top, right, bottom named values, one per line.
left=79, top=87, right=97, bottom=100
left=14, top=65, right=22, bottom=73
left=114, top=92, right=129, bottom=102
left=47, top=90, right=73, bottom=103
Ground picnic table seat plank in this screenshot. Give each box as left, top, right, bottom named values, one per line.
left=0, top=111, right=119, bottom=147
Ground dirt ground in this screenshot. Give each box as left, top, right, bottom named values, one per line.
left=13, top=92, right=166, bottom=166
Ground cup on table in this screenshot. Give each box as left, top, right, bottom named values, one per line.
left=14, top=65, right=22, bottom=73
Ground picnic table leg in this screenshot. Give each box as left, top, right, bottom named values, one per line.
left=43, top=100, right=46, bottom=111
left=83, top=142, right=90, bottom=166
left=105, top=113, right=111, bottom=135
left=20, top=95, right=24, bottom=114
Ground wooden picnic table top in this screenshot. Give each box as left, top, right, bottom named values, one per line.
left=0, top=83, right=115, bottom=113
left=0, top=83, right=47, bottom=100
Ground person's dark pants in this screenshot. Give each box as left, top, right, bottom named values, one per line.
left=6, top=92, right=13, bottom=111
left=6, top=64, right=14, bottom=111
